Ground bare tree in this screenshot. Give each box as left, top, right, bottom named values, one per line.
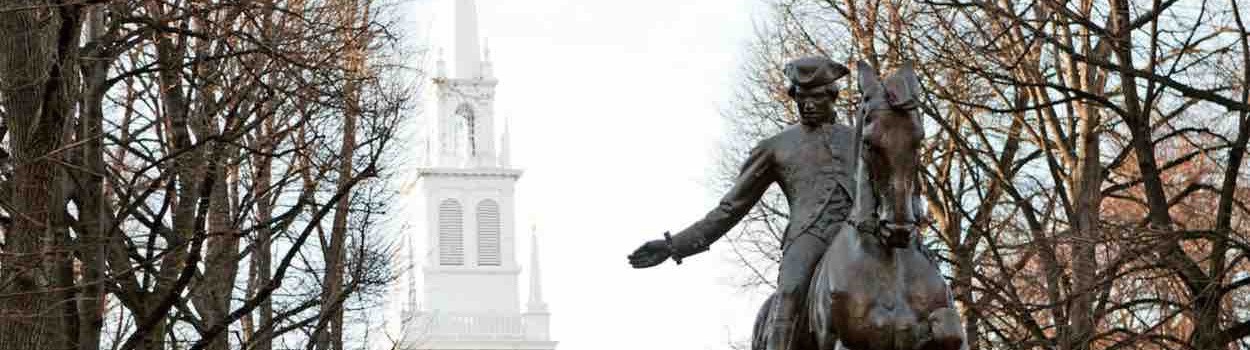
left=0, top=1, right=85, bottom=349
left=720, top=1, right=1250, bottom=350
left=0, top=1, right=421, bottom=350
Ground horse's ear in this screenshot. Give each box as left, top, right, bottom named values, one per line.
left=883, top=61, right=920, bottom=108
left=856, top=61, right=882, bottom=100
left=897, top=61, right=920, bottom=97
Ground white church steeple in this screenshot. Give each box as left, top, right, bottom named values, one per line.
left=407, top=1, right=554, bottom=349
left=430, top=0, right=500, bottom=168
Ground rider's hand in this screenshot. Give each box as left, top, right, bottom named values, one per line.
left=628, top=239, right=671, bottom=268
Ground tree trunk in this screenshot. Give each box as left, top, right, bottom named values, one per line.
left=0, top=2, right=80, bottom=349
left=71, top=5, right=111, bottom=350
left=143, top=3, right=203, bottom=349
left=1065, top=15, right=1105, bottom=348
left=318, top=2, right=364, bottom=350
left=250, top=118, right=276, bottom=350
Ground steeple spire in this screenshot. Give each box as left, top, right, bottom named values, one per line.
left=500, top=115, right=512, bottom=167
left=404, top=229, right=418, bottom=315
left=527, top=226, right=547, bottom=312
left=483, top=38, right=492, bottom=62
left=453, top=0, right=482, bottom=79
left=481, top=38, right=494, bottom=78
left=435, top=48, right=446, bottom=78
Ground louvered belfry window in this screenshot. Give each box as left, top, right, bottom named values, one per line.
left=477, top=199, right=501, bottom=266
left=438, top=199, right=464, bottom=266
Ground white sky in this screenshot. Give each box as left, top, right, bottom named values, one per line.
left=390, top=1, right=773, bottom=349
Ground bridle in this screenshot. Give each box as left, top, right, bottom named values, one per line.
left=848, top=82, right=923, bottom=248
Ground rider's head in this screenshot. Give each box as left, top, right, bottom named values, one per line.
left=785, top=57, right=849, bottom=127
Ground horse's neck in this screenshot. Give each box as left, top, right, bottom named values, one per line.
left=849, top=157, right=876, bottom=223
left=849, top=109, right=873, bottom=224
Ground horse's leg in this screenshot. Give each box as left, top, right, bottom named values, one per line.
left=904, top=245, right=965, bottom=350
left=752, top=293, right=778, bottom=350
left=812, top=293, right=838, bottom=350
left=923, top=307, right=964, bottom=350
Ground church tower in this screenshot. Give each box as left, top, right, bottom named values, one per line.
left=405, top=1, right=555, bottom=349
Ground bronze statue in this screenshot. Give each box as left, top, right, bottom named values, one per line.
left=799, top=62, right=963, bottom=350
left=629, top=59, right=966, bottom=350
left=628, top=56, right=856, bottom=350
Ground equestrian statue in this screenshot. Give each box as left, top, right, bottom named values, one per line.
left=627, top=57, right=966, bottom=350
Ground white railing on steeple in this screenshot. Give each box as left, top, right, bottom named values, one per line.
left=421, top=312, right=536, bottom=340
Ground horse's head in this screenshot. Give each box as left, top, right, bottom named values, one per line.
left=855, top=61, right=925, bottom=248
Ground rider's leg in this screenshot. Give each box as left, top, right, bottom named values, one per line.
left=768, top=233, right=831, bottom=350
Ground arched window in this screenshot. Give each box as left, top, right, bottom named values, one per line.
left=476, top=199, right=501, bottom=266
left=454, top=104, right=476, bottom=157
left=438, top=199, right=464, bottom=266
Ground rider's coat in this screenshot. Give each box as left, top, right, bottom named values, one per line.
left=669, top=121, right=857, bottom=257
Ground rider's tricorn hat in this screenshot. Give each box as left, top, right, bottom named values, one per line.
left=784, top=56, right=850, bottom=90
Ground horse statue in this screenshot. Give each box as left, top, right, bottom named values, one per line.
left=752, top=61, right=965, bottom=350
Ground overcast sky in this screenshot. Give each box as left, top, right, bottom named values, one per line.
left=391, top=1, right=773, bottom=349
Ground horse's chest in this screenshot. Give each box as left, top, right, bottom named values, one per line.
left=830, top=250, right=947, bottom=350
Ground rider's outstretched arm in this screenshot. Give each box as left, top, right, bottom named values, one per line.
left=668, top=139, right=776, bottom=260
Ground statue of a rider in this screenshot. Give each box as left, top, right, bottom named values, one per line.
left=628, top=56, right=855, bottom=350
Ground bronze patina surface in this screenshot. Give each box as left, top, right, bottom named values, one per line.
left=801, top=62, right=964, bottom=350
left=628, top=58, right=965, bottom=350
left=629, top=56, right=855, bottom=350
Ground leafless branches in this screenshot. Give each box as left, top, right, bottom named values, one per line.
left=721, top=1, right=1250, bottom=349
left=0, top=1, right=420, bottom=350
